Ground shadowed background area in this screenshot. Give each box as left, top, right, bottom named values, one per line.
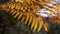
left=0, top=0, right=60, bottom=34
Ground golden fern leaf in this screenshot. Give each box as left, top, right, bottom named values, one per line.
left=0, top=0, right=60, bottom=32
left=11, top=0, right=60, bottom=15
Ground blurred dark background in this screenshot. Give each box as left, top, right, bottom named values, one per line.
left=0, top=0, right=60, bottom=34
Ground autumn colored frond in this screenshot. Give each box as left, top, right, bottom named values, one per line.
left=0, top=0, right=60, bottom=32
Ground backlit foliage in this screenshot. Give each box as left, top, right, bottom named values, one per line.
left=0, top=0, right=60, bottom=32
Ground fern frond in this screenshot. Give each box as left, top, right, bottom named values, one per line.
left=0, top=0, right=60, bottom=32
left=5, top=9, right=43, bottom=32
